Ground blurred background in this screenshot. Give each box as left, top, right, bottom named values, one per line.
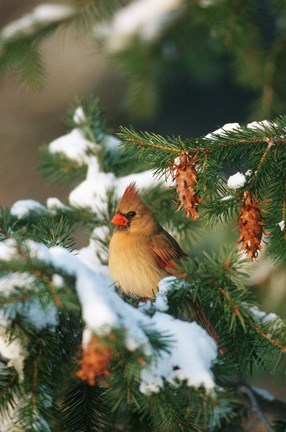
left=0, top=0, right=125, bottom=205
left=2, top=0, right=278, bottom=206
left=0, top=0, right=285, bottom=409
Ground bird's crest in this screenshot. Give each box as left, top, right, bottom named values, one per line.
left=117, top=182, right=145, bottom=211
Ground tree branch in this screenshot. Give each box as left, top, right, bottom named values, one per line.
left=239, top=385, right=275, bottom=432
left=123, top=136, right=179, bottom=153
left=219, top=288, right=286, bottom=353
left=0, top=293, right=34, bottom=306
left=31, top=351, right=39, bottom=411
left=232, top=383, right=286, bottom=431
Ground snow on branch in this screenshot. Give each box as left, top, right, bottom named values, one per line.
left=7, top=102, right=284, bottom=397
left=1, top=4, right=75, bottom=39
left=227, top=172, right=246, bottom=190
left=9, top=104, right=170, bottom=220
left=96, top=0, right=184, bottom=52
left=0, top=238, right=217, bottom=393
left=205, top=122, right=241, bottom=139
left=0, top=312, right=27, bottom=382
left=140, top=314, right=217, bottom=394
left=10, top=199, right=48, bottom=219
left=46, top=105, right=170, bottom=214
left=49, top=129, right=99, bottom=165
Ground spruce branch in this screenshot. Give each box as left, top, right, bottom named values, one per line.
left=250, top=323, right=286, bottom=354
left=234, top=383, right=286, bottom=432
left=0, top=293, right=34, bottom=307
left=119, top=121, right=286, bottom=155
left=61, top=380, right=112, bottom=432
left=119, top=118, right=286, bottom=261
left=122, top=133, right=180, bottom=153
left=255, top=138, right=275, bottom=175
left=220, top=287, right=286, bottom=354
left=0, top=0, right=130, bottom=88
left=31, top=350, right=39, bottom=411
left=1, top=93, right=286, bottom=430
left=47, top=280, right=63, bottom=308
left=38, top=146, right=86, bottom=186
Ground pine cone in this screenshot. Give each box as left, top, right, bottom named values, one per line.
left=173, top=151, right=202, bottom=221
left=238, top=191, right=266, bottom=260
left=76, top=335, right=113, bottom=386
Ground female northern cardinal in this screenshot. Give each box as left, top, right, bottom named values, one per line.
left=109, top=183, right=186, bottom=298
left=109, top=183, right=223, bottom=350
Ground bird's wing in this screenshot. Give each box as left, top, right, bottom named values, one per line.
left=150, top=229, right=187, bottom=277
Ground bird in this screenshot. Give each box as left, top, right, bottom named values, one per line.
left=109, top=183, right=223, bottom=349
left=108, top=183, right=186, bottom=299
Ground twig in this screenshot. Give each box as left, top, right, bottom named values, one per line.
left=31, top=352, right=39, bottom=410
left=123, top=136, right=180, bottom=153
left=282, top=195, right=286, bottom=240
left=215, top=137, right=286, bottom=147
left=220, top=288, right=286, bottom=353
left=15, top=243, right=29, bottom=261
left=0, top=293, right=33, bottom=305
left=34, top=270, right=63, bottom=307
left=256, top=138, right=275, bottom=174
left=220, top=287, right=242, bottom=318
left=239, top=386, right=275, bottom=432
left=250, top=322, right=286, bottom=353
left=123, top=134, right=286, bottom=156
left=48, top=281, right=63, bottom=307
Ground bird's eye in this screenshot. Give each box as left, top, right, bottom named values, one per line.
left=127, top=211, right=136, bottom=218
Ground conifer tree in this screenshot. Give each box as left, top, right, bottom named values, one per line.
left=0, top=2, right=286, bottom=432
left=1, top=0, right=286, bottom=117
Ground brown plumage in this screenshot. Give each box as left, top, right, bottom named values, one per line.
left=109, top=184, right=223, bottom=349
left=108, top=183, right=186, bottom=298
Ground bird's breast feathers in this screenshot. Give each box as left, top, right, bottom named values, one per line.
left=109, top=232, right=167, bottom=298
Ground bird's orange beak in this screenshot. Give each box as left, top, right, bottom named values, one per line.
left=111, top=212, right=129, bottom=226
